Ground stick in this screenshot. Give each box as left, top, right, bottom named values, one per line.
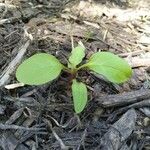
left=95, top=89, right=150, bottom=107
left=0, top=40, right=30, bottom=87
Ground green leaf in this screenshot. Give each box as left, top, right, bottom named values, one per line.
left=16, top=53, right=63, bottom=85
left=72, top=79, right=87, bottom=114
left=86, top=52, right=132, bottom=83
left=68, top=42, right=85, bottom=68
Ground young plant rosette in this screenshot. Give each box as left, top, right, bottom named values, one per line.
left=16, top=42, right=132, bottom=114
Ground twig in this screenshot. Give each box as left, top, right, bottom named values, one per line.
left=0, top=40, right=30, bottom=87
left=118, top=50, right=146, bottom=57
left=95, top=89, right=150, bottom=107
left=44, top=119, right=69, bottom=150
left=0, top=3, right=17, bottom=8
left=0, top=17, right=20, bottom=25
left=107, top=99, right=150, bottom=122
left=5, top=83, right=24, bottom=89
left=77, top=128, right=87, bottom=150
left=0, top=123, right=45, bottom=131
left=52, top=130, right=68, bottom=150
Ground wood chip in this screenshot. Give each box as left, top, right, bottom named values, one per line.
left=5, top=83, right=25, bottom=89
left=99, top=109, right=137, bottom=150
left=95, top=89, right=150, bottom=107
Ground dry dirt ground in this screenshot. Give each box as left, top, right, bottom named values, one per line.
left=0, top=0, right=150, bottom=150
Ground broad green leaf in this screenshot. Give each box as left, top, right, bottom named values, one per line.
left=68, top=42, right=85, bottom=68
left=86, top=52, right=132, bottom=83
left=72, top=79, right=87, bottom=114
left=16, top=53, right=63, bottom=85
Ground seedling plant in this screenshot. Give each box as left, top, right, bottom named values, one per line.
left=16, top=41, right=132, bottom=114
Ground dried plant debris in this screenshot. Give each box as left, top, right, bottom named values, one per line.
left=98, top=109, right=137, bottom=150
left=0, top=0, right=150, bottom=150
left=96, top=89, right=150, bottom=107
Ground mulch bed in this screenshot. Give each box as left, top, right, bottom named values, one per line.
left=0, top=0, right=150, bottom=149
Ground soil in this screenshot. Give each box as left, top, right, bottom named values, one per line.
left=0, top=0, right=150, bottom=150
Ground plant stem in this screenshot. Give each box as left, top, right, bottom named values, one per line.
left=76, top=63, right=88, bottom=71
left=62, top=65, right=71, bottom=73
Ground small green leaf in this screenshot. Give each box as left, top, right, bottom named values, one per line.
left=16, top=53, right=63, bottom=85
left=68, top=42, right=85, bottom=68
left=86, top=52, right=132, bottom=83
left=72, top=79, right=87, bottom=114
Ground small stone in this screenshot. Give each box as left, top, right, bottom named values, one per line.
left=143, top=117, right=150, bottom=127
